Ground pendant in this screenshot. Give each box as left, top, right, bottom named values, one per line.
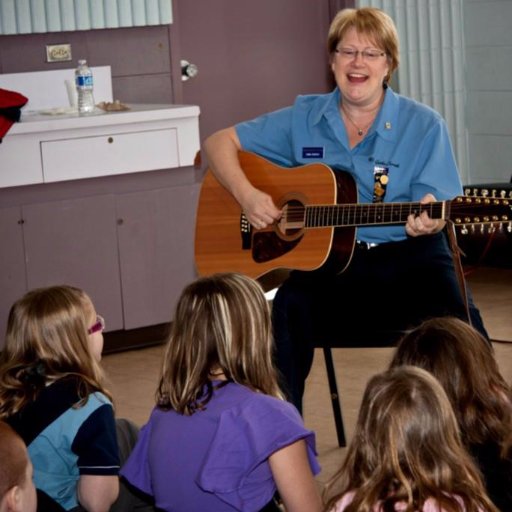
left=357, top=129, right=363, bottom=136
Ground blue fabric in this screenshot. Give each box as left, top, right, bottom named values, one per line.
left=121, top=382, right=320, bottom=512
left=236, top=87, right=463, bottom=244
left=27, top=391, right=118, bottom=511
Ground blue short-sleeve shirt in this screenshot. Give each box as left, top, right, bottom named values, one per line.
left=236, top=87, right=463, bottom=244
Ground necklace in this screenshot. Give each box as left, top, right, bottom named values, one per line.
left=341, top=104, right=377, bottom=137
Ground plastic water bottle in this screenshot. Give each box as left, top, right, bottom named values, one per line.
left=75, top=59, right=95, bottom=115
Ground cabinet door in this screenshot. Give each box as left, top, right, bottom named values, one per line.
left=116, top=183, right=200, bottom=329
left=0, top=206, right=27, bottom=348
left=22, top=195, right=124, bottom=331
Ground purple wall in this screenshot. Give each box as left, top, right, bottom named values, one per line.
left=0, top=25, right=175, bottom=104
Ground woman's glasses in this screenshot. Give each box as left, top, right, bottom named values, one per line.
left=335, top=48, right=386, bottom=61
left=88, top=315, right=105, bottom=335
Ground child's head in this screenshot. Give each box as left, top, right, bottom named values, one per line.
left=0, top=421, right=36, bottom=512
left=389, top=316, right=511, bottom=451
left=325, top=366, right=494, bottom=512
left=0, top=285, right=108, bottom=417
left=157, top=272, right=282, bottom=414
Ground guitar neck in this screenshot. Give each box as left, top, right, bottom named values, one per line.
left=303, top=201, right=446, bottom=228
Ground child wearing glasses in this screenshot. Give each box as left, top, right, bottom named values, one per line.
left=323, top=366, right=498, bottom=512
left=0, top=285, right=119, bottom=512
left=0, top=420, right=37, bottom=512
left=120, top=272, right=322, bottom=512
left=389, top=317, right=512, bottom=511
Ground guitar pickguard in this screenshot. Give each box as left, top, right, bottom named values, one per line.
left=252, top=231, right=303, bottom=263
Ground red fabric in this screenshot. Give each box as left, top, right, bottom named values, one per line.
left=0, top=87, right=29, bottom=140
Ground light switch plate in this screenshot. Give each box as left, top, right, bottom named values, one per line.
left=46, top=44, right=72, bottom=62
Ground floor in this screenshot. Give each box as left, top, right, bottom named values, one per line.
left=102, top=266, right=512, bottom=487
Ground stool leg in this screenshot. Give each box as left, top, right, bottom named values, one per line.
left=323, top=347, right=346, bottom=447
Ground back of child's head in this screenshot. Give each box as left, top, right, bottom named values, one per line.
left=0, top=420, right=36, bottom=512
left=0, top=285, right=107, bottom=418
left=157, top=272, right=282, bottom=414
left=389, top=316, right=512, bottom=453
left=324, top=366, right=496, bottom=512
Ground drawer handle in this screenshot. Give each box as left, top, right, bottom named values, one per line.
left=108, top=137, right=114, bottom=143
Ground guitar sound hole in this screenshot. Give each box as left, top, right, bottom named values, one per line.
left=278, top=199, right=305, bottom=239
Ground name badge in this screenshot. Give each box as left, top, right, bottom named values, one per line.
left=302, top=147, right=324, bottom=159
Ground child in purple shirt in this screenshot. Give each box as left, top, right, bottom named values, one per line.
left=121, top=273, right=322, bottom=512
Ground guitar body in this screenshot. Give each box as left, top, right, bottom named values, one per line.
left=195, top=151, right=358, bottom=279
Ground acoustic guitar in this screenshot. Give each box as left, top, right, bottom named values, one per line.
left=195, top=151, right=512, bottom=279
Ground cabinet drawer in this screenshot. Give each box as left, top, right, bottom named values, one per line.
left=41, top=128, right=179, bottom=183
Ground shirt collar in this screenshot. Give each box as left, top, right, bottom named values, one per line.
left=313, top=86, right=399, bottom=142
left=373, top=86, right=399, bottom=142
left=311, top=87, right=340, bottom=126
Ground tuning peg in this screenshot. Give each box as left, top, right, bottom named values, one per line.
left=460, top=225, right=469, bottom=235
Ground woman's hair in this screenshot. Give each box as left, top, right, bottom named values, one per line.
left=389, top=316, right=512, bottom=457
left=157, top=272, right=283, bottom=414
left=323, top=366, right=497, bottom=512
left=0, top=285, right=111, bottom=418
left=327, top=7, right=399, bottom=85
left=0, top=420, right=29, bottom=498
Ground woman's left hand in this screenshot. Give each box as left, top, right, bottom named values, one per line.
left=405, top=193, right=446, bottom=237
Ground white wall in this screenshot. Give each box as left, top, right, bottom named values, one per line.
left=464, top=0, right=512, bottom=184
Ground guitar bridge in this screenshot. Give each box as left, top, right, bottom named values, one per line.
left=240, top=213, right=252, bottom=250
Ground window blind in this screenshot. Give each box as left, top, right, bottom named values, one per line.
left=356, top=0, right=469, bottom=183
left=0, top=0, right=172, bottom=35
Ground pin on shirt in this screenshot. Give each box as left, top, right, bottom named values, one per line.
left=373, top=165, right=389, bottom=203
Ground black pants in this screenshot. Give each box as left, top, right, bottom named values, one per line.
left=272, top=232, right=488, bottom=412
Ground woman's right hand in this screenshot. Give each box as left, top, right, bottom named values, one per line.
left=238, top=185, right=282, bottom=229
left=204, top=127, right=283, bottom=230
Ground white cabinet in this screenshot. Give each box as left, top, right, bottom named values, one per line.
left=41, top=128, right=179, bottom=182
left=0, top=101, right=201, bottom=349
left=0, top=104, right=200, bottom=188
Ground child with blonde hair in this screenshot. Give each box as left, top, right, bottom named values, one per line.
left=0, top=285, right=119, bottom=512
left=324, top=366, right=497, bottom=512
left=389, top=317, right=512, bottom=511
left=121, top=272, right=322, bottom=512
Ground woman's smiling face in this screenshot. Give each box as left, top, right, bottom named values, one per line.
left=331, top=26, right=390, bottom=107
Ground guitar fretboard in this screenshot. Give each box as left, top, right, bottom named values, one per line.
left=299, top=201, right=446, bottom=228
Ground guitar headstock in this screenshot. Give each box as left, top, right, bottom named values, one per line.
left=449, top=195, right=512, bottom=233
left=463, top=186, right=512, bottom=200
